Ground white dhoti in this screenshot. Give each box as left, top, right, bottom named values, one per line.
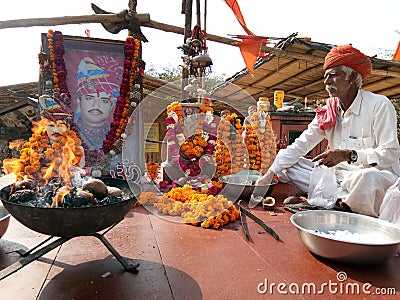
left=275, top=157, right=314, bottom=193
left=276, top=157, right=398, bottom=217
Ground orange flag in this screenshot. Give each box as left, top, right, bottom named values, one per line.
left=224, top=0, right=254, bottom=36
left=237, top=39, right=262, bottom=75
left=393, top=41, right=400, bottom=61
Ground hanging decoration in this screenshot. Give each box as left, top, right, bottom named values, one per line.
left=248, top=109, right=277, bottom=173
left=213, top=113, right=246, bottom=180
left=243, top=122, right=261, bottom=171
left=103, top=36, right=143, bottom=154
left=180, top=24, right=213, bottom=80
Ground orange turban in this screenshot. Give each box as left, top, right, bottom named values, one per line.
left=323, top=45, right=372, bottom=79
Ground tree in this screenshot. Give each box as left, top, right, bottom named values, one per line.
left=145, top=64, right=227, bottom=88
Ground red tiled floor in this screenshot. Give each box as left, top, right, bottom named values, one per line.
left=0, top=182, right=399, bottom=299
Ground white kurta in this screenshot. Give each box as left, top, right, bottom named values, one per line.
left=269, top=90, right=400, bottom=217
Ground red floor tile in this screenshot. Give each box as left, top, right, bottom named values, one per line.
left=0, top=183, right=399, bottom=300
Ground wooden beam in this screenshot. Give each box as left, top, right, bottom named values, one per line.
left=1, top=13, right=400, bottom=78
left=0, top=13, right=150, bottom=29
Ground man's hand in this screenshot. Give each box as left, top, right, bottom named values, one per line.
left=255, top=169, right=275, bottom=186
left=312, top=149, right=351, bottom=167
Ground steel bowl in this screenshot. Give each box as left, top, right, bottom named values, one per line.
left=0, top=204, right=11, bottom=238
left=220, top=172, right=277, bottom=200
left=291, top=210, right=400, bottom=265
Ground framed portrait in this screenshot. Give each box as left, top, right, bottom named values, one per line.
left=40, top=33, right=142, bottom=179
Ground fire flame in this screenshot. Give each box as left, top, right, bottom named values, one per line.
left=51, top=186, right=70, bottom=208
left=2, top=118, right=84, bottom=189
left=8, top=139, right=26, bottom=150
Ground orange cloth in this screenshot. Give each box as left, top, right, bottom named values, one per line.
left=323, top=45, right=372, bottom=79
left=224, top=0, right=254, bottom=36
left=237, top=40, right=261, bottom=75
left=393, top=41, right=400, bottom=61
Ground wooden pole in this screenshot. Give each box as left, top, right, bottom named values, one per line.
left=182, top=0, right=193, bottom=100
left=0, top=14, right=150, bottom=29
left=1, top=13, right=399, bottom=78
left=196, top=0, right=201, bottom=26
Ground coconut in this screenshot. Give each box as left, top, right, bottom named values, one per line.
left=107, top=186, right=122, bottom=197
left=82, top=179, right=109, bottom=200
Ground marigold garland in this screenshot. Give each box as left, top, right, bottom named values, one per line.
left=249, top=112, right=277, bottom=173
left=103, top=36, right=143, bottom=153
left=146, top=161, right=159, bottom=180
left=139, top=187, right=240, bottom=229
left=3, top=118, right=83, bottom=184
left=46, top=30, right=69, bottom=96
left=244, top=123, right=262, bottom=170
left=213, top=113, right=247, bottom=180
left=166, top=101, right=218, bottom=177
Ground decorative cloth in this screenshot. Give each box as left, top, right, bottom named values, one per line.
left=323, top=45, right=372, bottom=79
left=315, top=97, right=339, bottom=130
left=39, top=93, right=73, bottom=124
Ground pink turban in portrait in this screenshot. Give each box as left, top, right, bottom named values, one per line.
left=76, top=57, right=120, bottom=101
left=39, top=93, right=73, bottom=124
left=323, top=45, right=372, bottom=79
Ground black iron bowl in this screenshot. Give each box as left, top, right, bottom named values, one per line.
left=0, top=177, right=137, bottom=237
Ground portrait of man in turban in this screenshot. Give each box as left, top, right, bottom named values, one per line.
left=74, top=56, right=121, bottom=152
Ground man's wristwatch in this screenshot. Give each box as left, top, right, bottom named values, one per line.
left=348, top=150, right=358, bottom=164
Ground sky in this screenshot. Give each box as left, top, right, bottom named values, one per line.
left=0, top=0, right=399, bottom=86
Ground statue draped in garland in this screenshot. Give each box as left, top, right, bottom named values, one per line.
left=162, top=102, right=218, bottom=181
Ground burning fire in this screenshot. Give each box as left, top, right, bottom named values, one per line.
left=3, top=118, right=84, bottom=206
left=8, top=139, right=26, bottom=150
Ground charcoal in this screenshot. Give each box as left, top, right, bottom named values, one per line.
left=3, top=177, right=132, bottom=209
left=14, top=179, right=36, bottom=191
left=9, top=189, right=37, bottom=204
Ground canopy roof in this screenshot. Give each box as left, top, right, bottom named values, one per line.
left=212, top=34, right=400, bottom=104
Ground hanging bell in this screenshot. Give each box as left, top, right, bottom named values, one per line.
left=192, top=53, right=213, bottom=68
left=184, top=84, right=197, bottom=93
left=189, top=38, right=202, bottom=48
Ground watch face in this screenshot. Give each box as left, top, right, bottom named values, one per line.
left=350, top=151, right=358, bottom=162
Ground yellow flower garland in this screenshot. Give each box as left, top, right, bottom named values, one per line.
left=139, top=187, right=239, bottom=229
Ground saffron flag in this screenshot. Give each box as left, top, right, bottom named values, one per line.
left=224, top=0, right=254, bottom=36
left=237, top=39, right=262, bottom=75
left=393, top=42, right=400, bottom=61
left=224, top=0, right=262, bottom=74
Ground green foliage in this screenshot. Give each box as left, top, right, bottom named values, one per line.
left=145, top=64, right=182, bottom=82
left=145, top=64, right=227, bottom=88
